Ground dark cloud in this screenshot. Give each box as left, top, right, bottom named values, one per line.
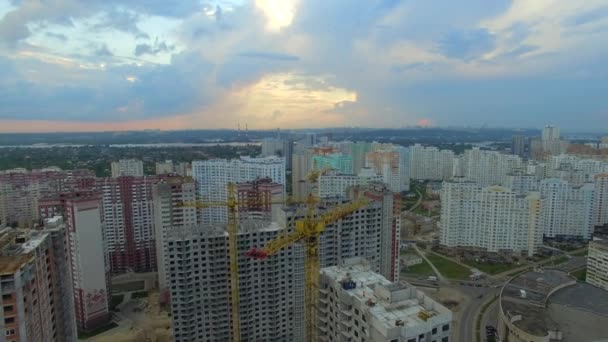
left=134, top=39, right=175, bottom=56
left=93, top=8, right=149, bottom=39
left=95, top=44, right=113, bottom=57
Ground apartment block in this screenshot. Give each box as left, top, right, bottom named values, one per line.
left=155, top=160, right=190, bottom=176
left=539, top=179, right=595, bottom=239
left=164, top=222, right=304, bottom=342
left=409, top=144, right=454, bottom=181
left=292, top=151, right=314, bottom=201
left=587, top=240, right=608, bottom=291
left=192, top=156, right=285, bottom=224
left=333, top=141, right=374, bottom=175
left=319, top=259, right=452, bottom=342
left=111, top=159, right=144, bottom=177
left=235, top=177, right=284, bottom=222
left=0, top=223, right=77, bottom=341
left=312, top=153, right=354, bottom=174
left=318, top=169, right=382, bottom=199
left=366, top=149, right=409, bottom=193
left=504, top=171, right=539, bottom=193
left=279, top=194, right=397, bottom=281
left=0, top=169, right=94, bottom=227
left=97, top=176, right=163, bottom=274
left=462, top=148, right=522, bottom=187
left=440, top=180, right=542, bottom=256
left=594, top=174, right=608, bottom=227
left=152, top=176, right=197, bottom=293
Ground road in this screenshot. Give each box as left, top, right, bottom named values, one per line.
left=413, top=244, right=446, bottom=282
left=407, top=188, right=423, bottom=212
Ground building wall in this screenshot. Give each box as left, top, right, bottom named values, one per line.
left=587, top=241, right=608, bottom=291
left=409, top=144, right=454, bottom=181
left=165, top=223, right=304, bottom=342
left=111, top=159, right=144, bottom=178
left=539, top=179, right=594, bottom=239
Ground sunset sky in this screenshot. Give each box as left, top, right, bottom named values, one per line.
left=0, top=0, right=607, bottom=132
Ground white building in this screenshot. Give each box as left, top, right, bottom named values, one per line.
left=440, top=180, right=542, bottom=256
left=366, top=149, right=410, bottom=192
left=462, top=148, right=522, bottom=186
left=504, top=171, right=539, bottom=193
left=152, top=176, right=197, bottom=292
left=318, top=169, right=382, bottom=198
left=539, top=179, right=595, bottom=239
left=542, top=125, right=560, bottom=141
left=111, top=159, right=144, bottom=177
left=164, top=221, right=305, bottom=342
left=409, top=144, right=454, bottom=181
left=319, top=259, right=452, bottom=342
left=587, top=240, right=608, bottom=291
left=594, top=174, right=608, bottom=227
left=192, top=156, right=285, bottom=224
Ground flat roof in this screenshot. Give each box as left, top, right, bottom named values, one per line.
left=500, top=269, right=608, bottom=339
left=322, top=264, right=449, bottom=331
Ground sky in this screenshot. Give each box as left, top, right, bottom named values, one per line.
left=0, top=0, right=607, bottom=132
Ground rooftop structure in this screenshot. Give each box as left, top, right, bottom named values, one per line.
left=319, top=259, right=452, bottom=342
left=498, top=268, right=608, bottom=341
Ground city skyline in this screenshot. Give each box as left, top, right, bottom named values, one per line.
left=0, top=0, right=607, bottom=132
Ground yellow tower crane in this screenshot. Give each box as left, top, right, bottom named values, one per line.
left=245, top=195, right=369, bottom=342
left=178, top=183, right=300, bottom=342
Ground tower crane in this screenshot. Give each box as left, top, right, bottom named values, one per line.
left=245, top=196, right=369, bottom=342
left=177, top=183, right=299, bottom=342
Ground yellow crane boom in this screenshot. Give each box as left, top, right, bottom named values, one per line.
left=245, top=198, right=369, bottom=342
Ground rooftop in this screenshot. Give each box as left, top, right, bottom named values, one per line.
left=500, top=269, right=608, bottom=340
left=0, top=229, right=48, bottom=275
left=322, top=261, right=450, bottom=332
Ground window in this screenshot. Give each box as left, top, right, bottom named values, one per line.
left=442, top=337, right=449, bottom=342
left=4, top=317, right=14, bottom=324
left=3, top=305, right=13, bottom=312
left=432, top=327, right=438, bottom=335
left=442, top=324, right=450, bottom=332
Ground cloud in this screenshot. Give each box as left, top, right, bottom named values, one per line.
left=95, top=44, right=113, bottom=57
left=44, top=32, right=67, bottom=41
left=438, top=28, right=495, bottom=60
left=236, top=51, right=299, bottom=61
left=134, top=39, right=174, bottom=56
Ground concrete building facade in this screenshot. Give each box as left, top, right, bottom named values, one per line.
left=366, top=150, right=409, bottom=193
left=110, top=159, right=144, bottom=178
left=319, top=259, right=452, bottom=342
left=462, top=148, right=522, bottom=187
left=587, top=240, right=608, bottom=291
left=164, top=222, right=304, bottom=342
left=440, top=180, right=542, bottom=256
left=318, top=169, right=382, bottom=199
left=409, top=145, right=454, bottom=181
left=539, top=179, right=595, bottom=239
left=0, top=223, right=78, bottom=341
left=192, top=156, right=285, bottom=224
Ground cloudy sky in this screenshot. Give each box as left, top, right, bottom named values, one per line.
left=0, top=0, right=607, bottom=132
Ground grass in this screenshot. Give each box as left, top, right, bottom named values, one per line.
left=426, top=253, right=472, bottom=280
left=571, top=249, right=589, bottom=257
left=572, top=268, right=587, bottom=281
left=109, top=294, right=124, bottom=311
left=464, top=260, right=519, bottom=275
left=547, top=255, right=570, bottom=265
left=78, top=322, right=119, bottom=339
left=131, top=291, right=149, bottom=299
left=401, top=260, right=436, bottom=277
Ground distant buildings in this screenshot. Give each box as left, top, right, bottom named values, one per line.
left=511, top=135, right=527, bottom=158
left=440, top=180, right=542, bottom=256
left=462, top=148, right=522, bottom=187
left=319, top=259, right=452, bottom=342
left=587, top=240, right=608, bottom=291
left=409, top=144, right=454, bottom=181
left=530, top=125, right=569, bottom=159
left=318, top=169, right=381, bottom=199
left=192, top=156, right=285, bottom=224
left=365, top=149, right=410, bottom=192
left=110, top=159, right=144, bottom=177
left=261, top=138, right=294, bottom=170
left=312, top=153, right=354, bottom=174
left=235, top=177, right=284, bottom=222
left=164, top=221, right=304, bottom=342
left=0, top=222, right=78, bottom=341
left=594, top=174, right=608, bottom=228
left=155, top=160, right=190, bottom=176
left=539, top=179, right=595, bottom=239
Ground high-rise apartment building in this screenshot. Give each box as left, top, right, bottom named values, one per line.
left=440, top=180, right=542, bottom=256
left=111, top=159, right=144, bottom=177
left=365, top=149, right=409, bottom=192
left=152, top=176, right=197, bottom=293
left=542, top=125, right=560, bottom=141
left=292, top=150, right=314, bottom=201
left=164, top=222, right=305, bottom=342
left=539, top=179, right=595, bottom=239
left=587, top=240, right=608, bottom=291
left=593, top=174, right=608, bottom=228
left=512, top=135, right=527, bottom=158
left=334, top=141, right=374, bottom=175
left=155, top=160, right=189, bottom=176
left=235, top=177, right=284, bottom=222
left=192, top=156, right=285, bottom=224
left=409, top=144, right=454, bottom=181
left=312, top=153, right=354, bottom=174
left=504, top=171, right=539, bottom=193
left=96, top=176, right=163, bottom=274
left=318, top=169, right=381, bottom=199
left=462, top=148, right=522, bottom=187
left=319, top=259, right=453, bottom=342
left=0, top=169, right=94, bottom=227
left=39, top=192, right=111, bottom=332
left=0, top=223, right=78, bottom=341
